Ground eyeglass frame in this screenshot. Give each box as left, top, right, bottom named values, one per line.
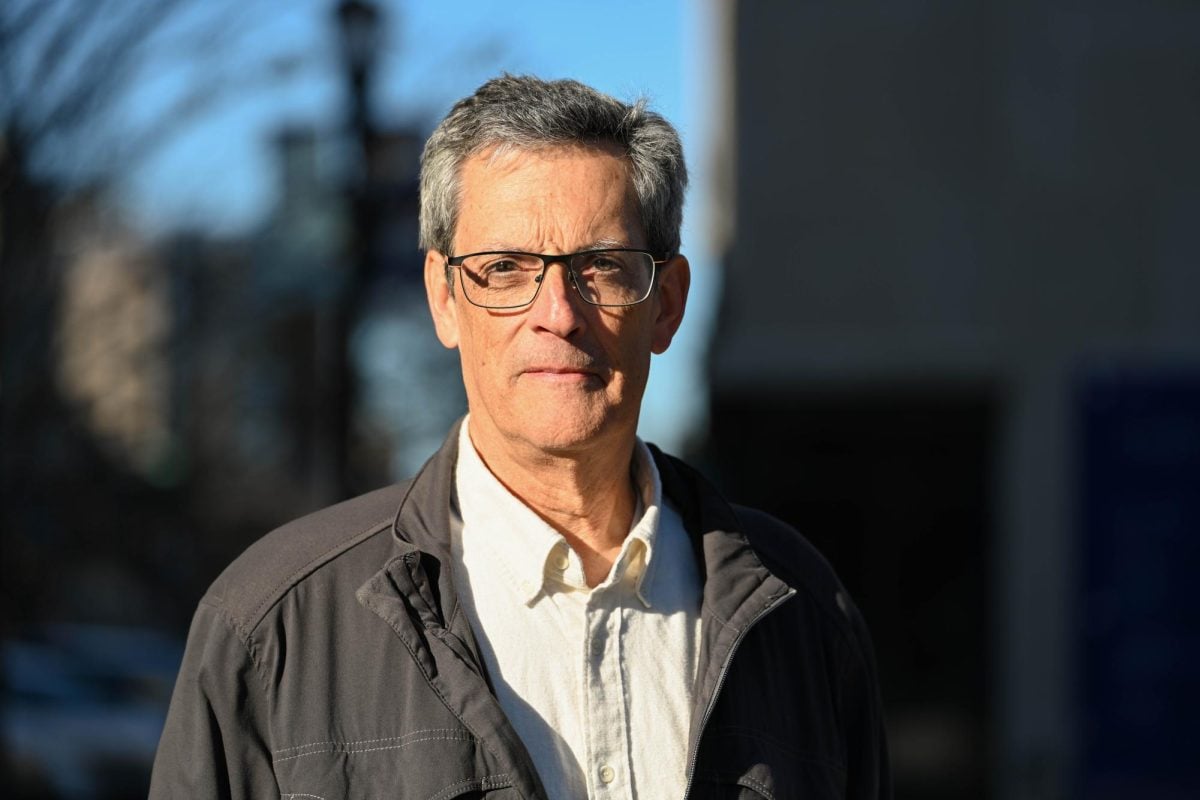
left=444, top=248, right=672, bottom=309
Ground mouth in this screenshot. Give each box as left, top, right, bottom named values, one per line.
left=523, top=366, right=597, bottom=380
left=520, top=362, right=606, bottom=384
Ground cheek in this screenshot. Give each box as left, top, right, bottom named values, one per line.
left=607, top=323, right=655, bottom=386
left=462, top=341, right=491, bottom=386
left=457, top=319, right=507, bottom=388
left=617, top=313, right=656, bottom=357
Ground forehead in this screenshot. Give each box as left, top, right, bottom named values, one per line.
left=453, top=144, right=643, bottom=250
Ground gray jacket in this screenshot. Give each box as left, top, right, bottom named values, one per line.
left=150, top=423, right=890, bottom=799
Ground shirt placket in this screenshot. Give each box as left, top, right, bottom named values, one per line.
left=583, top=587, right=633, bottom=798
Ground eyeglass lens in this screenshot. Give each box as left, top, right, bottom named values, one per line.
left=458, top=251, right=654, bottom=308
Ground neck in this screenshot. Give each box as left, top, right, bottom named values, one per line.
left=466, top=420, right=637, bottom=587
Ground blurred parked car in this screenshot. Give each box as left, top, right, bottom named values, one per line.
left=2, top=624, right=183, bottom=799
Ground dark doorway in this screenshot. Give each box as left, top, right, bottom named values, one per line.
left=708, top=384, right=995, bottom=800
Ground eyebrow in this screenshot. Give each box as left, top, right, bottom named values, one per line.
left=473, top=238, right=634, bottom=253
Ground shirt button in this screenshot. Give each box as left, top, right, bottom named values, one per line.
left=598, top=764, right=615, bottom=784
left=552, top=551, right=570, bottom=571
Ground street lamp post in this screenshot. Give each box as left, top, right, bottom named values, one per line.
left=336, top=0, right=381, bottom=157
left=329, top=0, right=381, bottom=498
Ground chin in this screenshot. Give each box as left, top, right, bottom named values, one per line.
left=520, top=417, right=607, bottom=453
left=511, top=404, right=629, bottom=455
left=469, top=380, right=638, bottom=456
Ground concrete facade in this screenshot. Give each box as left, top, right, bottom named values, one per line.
left=709, top=2, right=1200, bottom=798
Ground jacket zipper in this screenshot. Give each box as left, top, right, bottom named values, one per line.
left=681, top=587, right=796, bottom=799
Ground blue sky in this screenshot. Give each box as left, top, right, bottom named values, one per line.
left=121, top=0, right=720, bottom=455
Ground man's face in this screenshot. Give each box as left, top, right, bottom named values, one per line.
left=424, top=144, right=689, bottom=459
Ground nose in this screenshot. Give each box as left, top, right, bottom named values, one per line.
left=527, top=260, right=586, bottom=338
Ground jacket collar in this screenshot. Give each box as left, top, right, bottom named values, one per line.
left=378, top=417, right=790, bottom=636
left=381, top=416, right=470, bottom=639
left=359, top=420, right=794, bottom=798
left=649, top=442, right=793, bottom=634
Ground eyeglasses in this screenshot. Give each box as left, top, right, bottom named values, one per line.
left=445, top=249, right=667, bottom=309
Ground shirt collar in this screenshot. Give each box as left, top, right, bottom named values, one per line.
left=454, top=417, right=665, bottom=608
left=456, top=419, right=565, bottom=604
left=624, top=441, right=662, bottom=608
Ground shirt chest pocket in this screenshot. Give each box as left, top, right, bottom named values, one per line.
left=272, top=728, right=516, bottom=800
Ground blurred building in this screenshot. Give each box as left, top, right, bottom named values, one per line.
left=55, top=196, right=174, bottom=484
left=3, top=5, right=465, bottom=796
left=12, top=115, right=439, bottom=633
left=707, top=2, right=1200, bottom=799
left=163, top=120, right=445, bottom=549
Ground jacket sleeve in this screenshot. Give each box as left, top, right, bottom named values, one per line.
left=842, top=601, right=893, bottom=800
left=149, top=600, right=278, bottom=800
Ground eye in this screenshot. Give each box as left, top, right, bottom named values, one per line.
left=583, top=252, right=628, bottom=273
left=480, top=256, right=521, bottom=275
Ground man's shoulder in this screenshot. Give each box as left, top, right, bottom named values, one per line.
left=653, top=448, right=860, bottom=633
left=654, top=450, right=836, bottom=583
left=729, top=504, right=841, bottom=596
left=729, top=502, right=885, bottom=667
left=202, top=480, right=413, bottom=635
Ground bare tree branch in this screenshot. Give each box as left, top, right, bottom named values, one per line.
left=108, top=53, right=311, bottom=173
left=1, top=0, right=306, bottom=193
left=24, top=0, right=113, bottom=116
left=30, top=0, right=191, bottom=141
left=0, top=0, right=64, bottom=118
left=0, top=0, right=59, bottom=46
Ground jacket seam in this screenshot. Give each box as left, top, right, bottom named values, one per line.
left=241, top=515, right=396, bottom=634
left=272, top=727, right=470, bottom=755
left=427, top=773, right=512, bottom=800
left=272, top=730, right=476, bottom=763
left=728, top=505, right=876, bottom=674
left=703, top=600, right=735, bottom=631
left=704, top=569, right=785, bottom=633
left=197, top=599, right=274, bottom=711
left=357, top=591, right=513, bottom=770
left=445, top=597, right=464, bottom=640
left=737, top=774, right=774, bottom=799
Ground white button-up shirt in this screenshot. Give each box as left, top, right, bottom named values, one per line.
left=452, top=419, right=703, bottom=799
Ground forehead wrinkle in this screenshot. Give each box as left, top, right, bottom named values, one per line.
left=473, top=197, right=636, bottom=255
left=455, top=146, right=644, bottom=254
left=469, top=237, right=637, bottom=255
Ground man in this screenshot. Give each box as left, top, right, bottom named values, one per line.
left=151, top=75, right=890, bottom=799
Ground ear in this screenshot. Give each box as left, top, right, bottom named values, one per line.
left=650, top=254, right=690, bottom=354
left=424, top=250, right=460, bottom=349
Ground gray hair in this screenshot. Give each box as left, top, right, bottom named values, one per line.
left=419, top=74, right=688, bottom=260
